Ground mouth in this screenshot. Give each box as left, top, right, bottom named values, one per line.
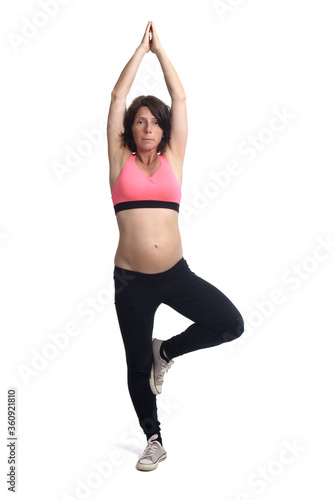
left=143, top=138, right=153, bottom=141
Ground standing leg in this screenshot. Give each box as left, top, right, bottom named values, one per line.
left=161, top=261, right=244, bottom=359
left=113, top=268, right=163, bottom=444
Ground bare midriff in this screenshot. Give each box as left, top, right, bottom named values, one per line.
left=114, top=208, right=183, bottom=273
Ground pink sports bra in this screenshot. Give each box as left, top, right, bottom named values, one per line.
left=111, top=153, right=181, bottom=214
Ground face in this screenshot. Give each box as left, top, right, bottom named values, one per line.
left=132, top=106, right=164, bottom=151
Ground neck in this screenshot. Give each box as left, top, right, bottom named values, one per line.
left=135, top=148, right=159, bottom=166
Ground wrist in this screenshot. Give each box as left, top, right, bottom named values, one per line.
left=153, top=47, right=165, bottom=57
left=137, top=44, right=149, bottom=55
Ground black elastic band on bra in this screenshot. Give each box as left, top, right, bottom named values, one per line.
left=114, top=200, right=180, bottom=214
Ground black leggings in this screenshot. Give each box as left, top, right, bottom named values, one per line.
left=113, top=257, right=244, bottom=444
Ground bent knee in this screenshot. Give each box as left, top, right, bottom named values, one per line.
left=221, top=313, right=244, bottom=342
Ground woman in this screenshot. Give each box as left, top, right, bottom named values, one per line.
left=107, top=21, right=244, bottom=471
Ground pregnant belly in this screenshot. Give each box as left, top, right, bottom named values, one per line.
left=114, top=209, right=183, bottom=273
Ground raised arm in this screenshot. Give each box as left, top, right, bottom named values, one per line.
left=150, top=22, right=188, bottom=162
left=107, top=22, right=151, bottom=174
left=110, top=48, right=146, bottom=101
left=109, top=21, right=151, bottom=100
left=150, top=23, right=186, bottom=101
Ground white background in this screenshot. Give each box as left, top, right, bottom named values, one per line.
left=1, top=0, right=332, bottom=498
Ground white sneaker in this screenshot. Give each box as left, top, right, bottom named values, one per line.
left=150, top=338, right=174, bottom=395
left=136, top=434, right=167, bottom=471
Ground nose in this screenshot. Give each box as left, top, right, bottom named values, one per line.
left=145, top=122, right=152, bottom=133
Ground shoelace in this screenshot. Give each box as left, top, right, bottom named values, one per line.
left=141, top=440, right=161, bottom=461
left=157, top=359, right=174, bottom=384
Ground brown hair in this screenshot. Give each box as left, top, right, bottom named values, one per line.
left=121, top=95, right=171, bottom=153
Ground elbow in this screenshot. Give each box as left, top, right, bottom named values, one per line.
left=172, top=93, right=187, bottom=101
left=111, top=89, right=126, bottom=101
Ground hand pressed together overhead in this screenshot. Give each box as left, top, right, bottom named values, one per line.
left=140, top=21, right=163, bottom=54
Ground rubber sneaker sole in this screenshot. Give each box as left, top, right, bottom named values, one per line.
left=149, top=361, right=160, bottom=396
left=136, top=453, right=167, bottom=471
